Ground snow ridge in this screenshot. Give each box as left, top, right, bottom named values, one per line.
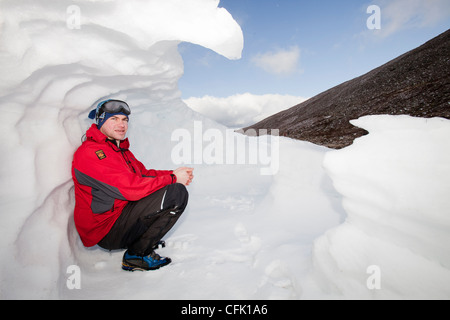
left=318, top=115, right=450, bottom=299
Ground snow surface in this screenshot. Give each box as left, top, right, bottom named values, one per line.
left=1, top=0, right=449, bottom=300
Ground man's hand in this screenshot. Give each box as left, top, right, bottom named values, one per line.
left=173, top=167, right=194, bottom=186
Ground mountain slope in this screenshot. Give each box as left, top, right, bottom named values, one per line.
left=243, top=29, right=450, bottom=149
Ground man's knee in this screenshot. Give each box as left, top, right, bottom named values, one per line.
left=163, top=183, right=189, bottom=213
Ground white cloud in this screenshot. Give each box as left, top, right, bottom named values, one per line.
left=372, top=0, right=450, bottom=38
left=184, top=93, right=308, bottom=128
left=251, top=46, right=301, bottom=75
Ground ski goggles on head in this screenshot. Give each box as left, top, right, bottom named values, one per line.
left=88, top=99, right=131, bottom=121
left=100, top=100, right=131, bottom=115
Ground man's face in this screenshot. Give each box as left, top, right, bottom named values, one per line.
left=100, top=114, right=129, bottom=142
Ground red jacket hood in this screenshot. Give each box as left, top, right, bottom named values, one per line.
left=86, top=124, right=130, bottom=149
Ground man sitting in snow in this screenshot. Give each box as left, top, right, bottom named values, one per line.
left=72, top=99, right=193, bottom=271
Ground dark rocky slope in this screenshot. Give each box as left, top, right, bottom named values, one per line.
left=242, top=29, right=450, bottom=149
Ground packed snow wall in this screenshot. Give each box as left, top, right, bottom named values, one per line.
left=0, top=0, right=243, bottom=299
left=316, top=115, right=450, bottom=299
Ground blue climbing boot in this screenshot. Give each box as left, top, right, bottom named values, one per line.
left=122, top=250, right=172, bottom=271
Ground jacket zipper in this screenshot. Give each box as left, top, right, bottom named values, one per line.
left=121, top=149, right=137, bottom=174
left=106, top=139, right=137, bottom=174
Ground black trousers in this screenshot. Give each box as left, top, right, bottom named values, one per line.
left=98, top=183, right=188, bottom=256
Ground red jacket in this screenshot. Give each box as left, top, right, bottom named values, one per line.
left=72, top=124, right=176, bottom=247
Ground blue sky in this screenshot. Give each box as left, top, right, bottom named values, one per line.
left=178, top=0, right=450, bottom=100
